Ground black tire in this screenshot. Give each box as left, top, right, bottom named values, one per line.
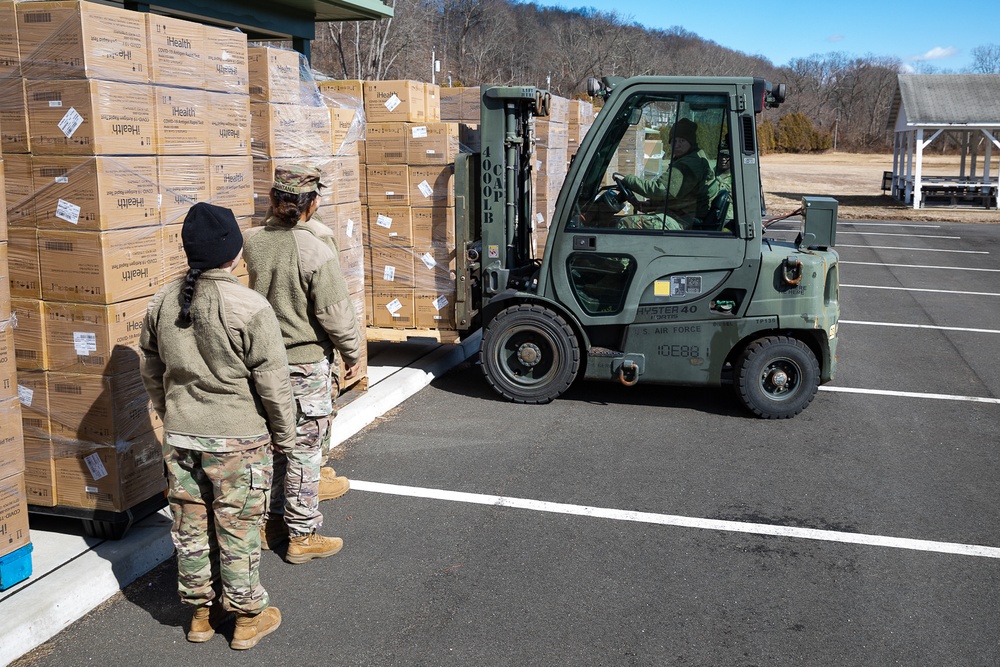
left=481, top=304, right=580, bottom=404
left=734, top=335, right=820, bottom=419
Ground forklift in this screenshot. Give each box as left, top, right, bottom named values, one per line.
left=452, top=76, right=839, bottom=419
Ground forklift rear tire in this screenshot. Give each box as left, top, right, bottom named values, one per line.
left=481, top=304, right=580, bottom=404
left=734, top=336, right=819, bottom=419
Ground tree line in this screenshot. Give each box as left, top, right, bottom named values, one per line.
left=309, top=0, right=1000, bottom=153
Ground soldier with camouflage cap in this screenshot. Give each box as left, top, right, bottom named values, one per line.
left=243, top=164, right=363, bottom=563
left=139, top=202, right=293, bottom=649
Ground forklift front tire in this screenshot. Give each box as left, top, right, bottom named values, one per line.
left=481, top=304, right=580, bottom=404
left=734, top=336, right=819, bottom=419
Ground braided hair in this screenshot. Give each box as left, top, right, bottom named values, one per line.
left=178, top=267, right=203, bottom=325
left=270, top=188, right=318, bottom=227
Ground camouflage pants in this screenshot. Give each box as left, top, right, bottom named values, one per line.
left=163, top=442, right=272, bottom=614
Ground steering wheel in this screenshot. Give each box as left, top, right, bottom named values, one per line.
left=612, top=172, right=642, bottom=209
left=593, top=183, right=625, bottom=213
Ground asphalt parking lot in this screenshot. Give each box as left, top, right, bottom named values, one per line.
left=16, top=219, right=1000, bottom=667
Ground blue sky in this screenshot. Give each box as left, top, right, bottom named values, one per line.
left=523, top=0, right=997, bottom=72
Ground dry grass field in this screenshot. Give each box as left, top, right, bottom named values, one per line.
left=760, top=152, right=999, bottom=223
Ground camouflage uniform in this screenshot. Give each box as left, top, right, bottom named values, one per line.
left=164, top=434, right=271, bottom=614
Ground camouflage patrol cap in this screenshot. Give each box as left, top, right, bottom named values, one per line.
left=272, top=165, right=327, bottom=194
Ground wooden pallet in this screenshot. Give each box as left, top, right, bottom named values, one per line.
left=365, top=326, right=463, bottom=344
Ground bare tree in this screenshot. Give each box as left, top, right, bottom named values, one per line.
left=970, top=44, right=1000, bottom=73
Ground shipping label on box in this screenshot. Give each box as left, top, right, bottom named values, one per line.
left=38, top=226, right=162, bottom=304
left=367, top=205, right=413, bottom=248
left=0, top=472, right=30, bottom=554
left=364, top=80, right=426, bottom=123
left=413, top=245, right=457, bottom=292
left=158, top=156, right=210, bottom=226
left=154, top=86, right=208, bottom=155
left=248, top=46, right=300, bottom=103
left=408, top=165, right=454, bottom=206
left=365, top=123, right=407, bottom=164
left=414, top=289, right=457, bottom=329
left=16, top=370, right=49, bottom=439
left=32, top=156, right=158, bottom=230
left=210, top=156, right=254, bottom=217
left=207, top=91, right=250, bottom=156
left=47, top=370, right=160, bottom=445
left=370, top=246, right=416, bottom=289
left=10, top=299, right=46, bottom=371
left=203, top=24, right=249, bottom=94
left=0, top=397, right=25, bottom=480
left=4, top=154, right=34, bottom=226
left=411, top=206, right=456, bottom=248
left=366, top=164, right=409, bottom=206
left=17, top=1, right=149, bottom=82
left=54, top=428, right=166, bottom=512
left=0, top=320, right=16, bottom=402
left=43, top=296, right=151, bottom=375
left=0, top=78, right=29, bottom=154
left=338, top=244, right=365, bottom=296
left=405, top=122, right=458, bottom=165
left=146, top=14, right=204, bottom=88
left=26, top=79, right=156, bottom=155
left=372, top=289, right=415, bottom=329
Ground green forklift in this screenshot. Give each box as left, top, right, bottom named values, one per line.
left=453, top=76, right=839, bottom=419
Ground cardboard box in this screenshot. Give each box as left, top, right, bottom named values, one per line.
left=315, top=202, right=363, bottom=251
left=0, top=473, right=30, bottom=554
left=535, top=120, right=569, bottom=150
left=0, top=397, right=25, bottom=480
left=547, top=94, right=569, bottom=125
left=145, top=13, right=204, bottom=88
left=0, top=1, right=19, bottom=79
left=203, top=24, right=249, bottom=94
left=408, top=165, right=454, bottom=207
left=411, top=206, right=456, bottom=248
left=414, top=288, right=457, bottom=329
left=160, top=224, right=185, bottom=280
left=248, top=46, right=300, bottom=103
left=158, top=156, right=210, bottom=226
left=424, top=83, right=441, bottom=122
left=0, top=77, right=29, bottom=154
left=8, top=229, right=39, bottom=300
left=154, top=86, right=208, bottom=155
left=321, top=154, right=361, bottom=206
left=413, top=245, right=457, bottom=292
left=370, top=245, right=416, bottom=290
left=406, top=122, right=458, bottom=166
left=16, top=371, right=49, bottom=438
left=0, top=243, right=9, bottom=319
left=47, top=370, right=159, bottom=445
left=569, top=99, right=595, bottom=125
left=329, top=106, right=360, bottom=156
left=362, top=287, right=374, bottom=327
left=365, top=123, right=407, bottom=164
left=43, top=297, right=150, bottom=375
left=38, top=226, right=162, bottom=304
left=535, top=145, right=568, bottom=175
left=250, top=102, right=319, bottom=158
left=54, top=427, right=166, bottom=512
left=349, top=289, right=368, bottom=331
left=366, top=164, right=409, bottom=206
left=338, top=244, right=365, bottom=295
left=317, top=79, right=364, bottom=104
left=0, top=319, right=15, bottom=402
left=23, top=436, right=56, bottom=507
left=4, top=154, right=34, bottom=226
left=568, top=123, right=591, bottom=150
left=10, top=299, right=46, bottom=371
left=25, top=79, right=156, bottom=155
left=205, top=91, right=250, bottom=156
left=32, top=156, right=159, bottom=230
left=372, top=289, right=415, bottom=328
left=209, top=156, right=254, bottom=217
left=17, top=1, right=149, bottom=83
left=0, top=159, right=6, bottom=242
left=363, top=80, right=426, bottom=123
left=367, top=205, right=413, bottom=248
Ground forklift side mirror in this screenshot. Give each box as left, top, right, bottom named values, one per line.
left=586, top=77, right=603, bottom=98
left=629, top=108, right=643, bottom=126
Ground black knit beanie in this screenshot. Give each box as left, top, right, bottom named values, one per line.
left=181, top=202, right=243, bottom=270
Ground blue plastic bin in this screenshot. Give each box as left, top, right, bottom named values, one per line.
left=0, top=543, right=33, bottom=591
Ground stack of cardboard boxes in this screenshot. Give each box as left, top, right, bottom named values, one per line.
left=355, top=79, right=462, bottom=338
left=2, top=1, right=253, bottom=514
left=0, top=85, right=33, bottom=589
left=249, top=52, right=369, bottom=386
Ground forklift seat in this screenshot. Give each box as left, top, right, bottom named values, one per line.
left=695, top=190, right=730, bottom=231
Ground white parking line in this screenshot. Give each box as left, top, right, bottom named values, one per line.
left=838, top=232, right=960, bottom=239
left=351, top=480, right=1000, bottom=559
left=841, top=261, right=1000, bottom=273
left=838, top=244, right=987, bottom=254
left=819, top=386, right=1000, bottom=404
left=840, top=222, right=941, bottom=228
left=841, top=284, right=1000, bottom=297
left=840, top=320, right=1000, bottom=334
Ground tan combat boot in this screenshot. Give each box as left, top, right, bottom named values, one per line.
left=286, top=532, right=344, bottom=564
left=260, top=516, right=289, bottom=551
left=319, top=468, right=350, bottom=501
left=187, top=603, right=232, bottom=642
left=230, top=606, right=282, bottom=650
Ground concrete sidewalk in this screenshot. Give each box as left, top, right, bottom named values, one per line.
left=0, top=335, right=479, bottom=667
